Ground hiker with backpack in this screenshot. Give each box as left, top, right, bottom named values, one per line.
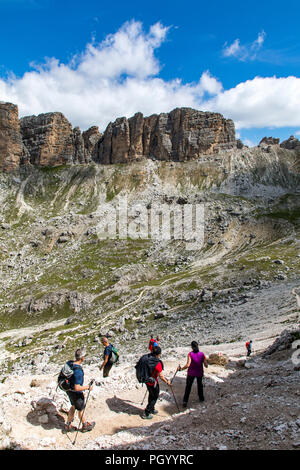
left=177, top=341, right=208, bottom=408
left=148, top=335, right=160, bottom=352
left=136, top=345, right=171, bottom=420
left=99, top=337, right=119, bottom=377
left=246, top=340, right=253, bottom=357
left=59, top=348, right=95, bottom=433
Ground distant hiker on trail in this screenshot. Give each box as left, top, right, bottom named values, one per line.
left=64, top=348, right=95, bottom=433
left=99, top=337, right=119, bottom=377
left=246, top=340, right=253, bottom=357
left=139, top=346, right=171, bottom=419
left=148, top=335, right=160, bottom=352
left=177, top=341, right=208, bottom=408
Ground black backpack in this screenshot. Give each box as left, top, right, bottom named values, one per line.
left=57, top=361, right=82, bottom=392
left=135, top=353, right=163, bottom=385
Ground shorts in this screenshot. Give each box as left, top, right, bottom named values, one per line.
left=67, top=391, right=85, bottom=411
left=103, top=362, right=113, bottom=377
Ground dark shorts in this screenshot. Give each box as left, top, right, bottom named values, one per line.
left=103, top=362, right=113, bottom=377
left=67, top=391, right=85, bottom=411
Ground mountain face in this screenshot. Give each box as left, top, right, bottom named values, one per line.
left=0, top=103, right=24, bottom=172
left=0, top=101, right=300, bottom=451
left=1, top=102, right=236, bottom=170
left=95, top=108, right=236, bottom=164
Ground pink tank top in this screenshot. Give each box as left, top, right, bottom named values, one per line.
left=187, top=351, right=205, bottom=377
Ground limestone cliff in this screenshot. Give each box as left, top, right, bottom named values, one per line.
left=0, top=102, right=23, bottom=172
left=95, top=108, right=236, bottom=164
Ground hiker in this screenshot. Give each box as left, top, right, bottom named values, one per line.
left=64, top=348, right=95, bottom=433
left=246, top=340, right=253, bottom=357
left=148, top=335, right=160, bottom=352
left=99, top=337, right=116, bottom=377
left=142, top=346, right=171, bottom=420
left=177, top=341, right=208, bottom=408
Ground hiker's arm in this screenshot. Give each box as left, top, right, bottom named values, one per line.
left=178, top=354, right=191, bottom=371
left=204, top=357, right=208, bottom=368
left=159, top=372, right=171, bottom=386
left=99, top=355, right=109, bottom=371
left=74, top=383, right=91, bottom=392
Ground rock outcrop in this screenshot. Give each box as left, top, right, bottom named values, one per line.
left=280, top=135, right=300, bottom=151
left=259, top=137, right=280, bottom=147
left=0, top=102, right=24, bottom=172
left=95, top=108, right=236, bottom=164
left=20, top=112, right=82, bottom=167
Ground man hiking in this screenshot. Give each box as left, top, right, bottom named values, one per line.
left=246, top=340, right=253, bottom=357
left=177, top=341, right=208, bottom=408
left=64, top=348, right=95, bottom=433
left=148, top=335, right=160, bottom=352
left=142, top=346, right=171, bottom=420
left=99, top=337, right=115, bottom=377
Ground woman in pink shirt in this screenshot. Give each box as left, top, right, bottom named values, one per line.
left=177, top=341, right=208, bottom=408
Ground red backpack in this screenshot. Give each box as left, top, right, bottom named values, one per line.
left=246, top=341, right=250, bottom=349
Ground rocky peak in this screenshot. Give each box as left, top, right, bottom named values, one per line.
left=82, top=126, right=102, bottom=159
left=0, top=102, right=24, bottom=172
left=259, top=137, right=280, bottom=147
left=95, top=107, right=236, bottom=164
left=280, top=135, right=300, bottom=151
left=20, top=112, right=76, bottom=167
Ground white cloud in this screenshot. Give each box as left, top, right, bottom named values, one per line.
left=223, top=39, right=241, bottom=58
left=205, top=76, right=300, bottom=129
left=0, top=21, right=299, bottom=133
left=222, top=31, right=266, bottom=61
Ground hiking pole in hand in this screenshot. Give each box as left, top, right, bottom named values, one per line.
left=169, top=383, right=180, bottom=413
left=73, top=379, right=94, bottom=446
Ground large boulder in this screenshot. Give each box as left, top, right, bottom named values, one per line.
left=207, top=352, right=229, bottom=366
left=262, top=328, right=300, bottom=357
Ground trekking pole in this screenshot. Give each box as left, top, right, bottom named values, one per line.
left=171, top=368, right=179, bottom=384
left=169, top=384, right=180, bottom=413
left=141, top=388, right=148, bottom=406
left=72, top=379, right=94, bottom=446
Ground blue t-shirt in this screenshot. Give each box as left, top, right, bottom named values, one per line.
left=68, top=361, right=84, bottom=393
left=103, top=344, right=113, bottom=364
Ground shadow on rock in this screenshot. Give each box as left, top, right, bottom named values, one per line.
left=27, top=397, right=65, bottom=430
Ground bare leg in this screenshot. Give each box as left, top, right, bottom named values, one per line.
left=67, top=405, right=75, bottom=423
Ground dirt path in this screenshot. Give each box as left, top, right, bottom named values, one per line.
left=3, top=326, right=298, bottom=450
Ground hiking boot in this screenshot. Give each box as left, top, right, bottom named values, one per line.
left=63, top=423, right=78, bottom=433
left=182, top=402, right=187, bottom=408
left=141, top=413, right=153, bottom=420
left=152, top=410, right=158, bottom=415
left=81, top=421, right=95, bottom=433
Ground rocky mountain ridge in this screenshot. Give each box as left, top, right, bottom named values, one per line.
left=2, top=100, right=299, bottom=172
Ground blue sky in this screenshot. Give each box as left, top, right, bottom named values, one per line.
left=0, top=0, right=300, bottom=145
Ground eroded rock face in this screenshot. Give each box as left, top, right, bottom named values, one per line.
left=0, top=102, right=23, bottom=172
left=82, top=126, right=102, bottom=160
left=20, top=112, right=77, bottom=167
left=1, top=103, right=236, bottom=170
left=95, top=108, right=236, bottom=164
